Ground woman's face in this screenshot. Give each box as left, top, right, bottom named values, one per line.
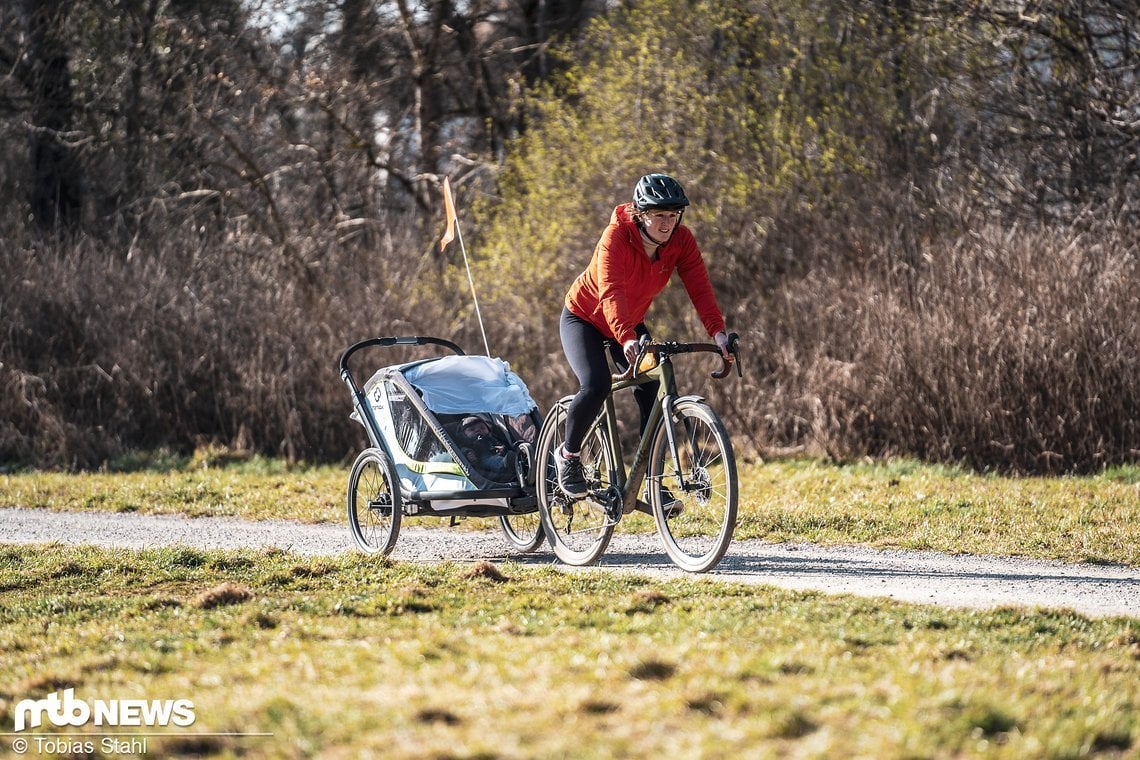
left=641, top=210, right=680, bottom=244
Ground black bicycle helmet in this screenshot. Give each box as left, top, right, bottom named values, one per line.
left=633, top=173, right=689, bottom=211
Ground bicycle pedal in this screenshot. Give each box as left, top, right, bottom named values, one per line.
left=550, top=493, right=574, bottom=516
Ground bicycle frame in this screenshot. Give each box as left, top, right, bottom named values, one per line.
left=593, top=355, right=693, bottom=516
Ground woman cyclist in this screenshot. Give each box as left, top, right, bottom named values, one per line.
left=555, top=173, right=733, bottom=506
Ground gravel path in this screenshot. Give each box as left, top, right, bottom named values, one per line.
left=2, top=507, right=1137, bottom=619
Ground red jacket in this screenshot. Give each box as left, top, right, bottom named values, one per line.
left=565, top=203, right=726, bottom=344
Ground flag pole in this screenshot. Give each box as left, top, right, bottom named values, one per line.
left=441, top=176, right=491, bottom=356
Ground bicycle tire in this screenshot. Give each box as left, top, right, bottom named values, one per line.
left=647, top=400, right=737, bottom=572
left=535, top=401, right=617, bottom=566
left=499, top=512, right=545, bottom=553
left=347, top=447, right=402, bottom=555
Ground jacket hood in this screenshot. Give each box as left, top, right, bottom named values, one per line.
left=610, top=202, right=637, bottom=227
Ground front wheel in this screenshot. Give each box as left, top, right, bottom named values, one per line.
left=347, top=448, right=402, bottom=555
left=647, top=400, right=737, bottom=572
left=535, top=400, right=617, bottom=566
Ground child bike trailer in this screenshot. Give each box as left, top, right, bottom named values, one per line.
left=339, top=335, right=545, bottom=556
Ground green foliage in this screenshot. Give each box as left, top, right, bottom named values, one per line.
left=475, top=0, right=893, bottom=325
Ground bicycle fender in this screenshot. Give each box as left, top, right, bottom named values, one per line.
left=660, top=394, right=705, bottom=421
left=668, top=393, right=707, bottom=409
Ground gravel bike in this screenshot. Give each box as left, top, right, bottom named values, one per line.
left=535, top=334, right=741, bottom=572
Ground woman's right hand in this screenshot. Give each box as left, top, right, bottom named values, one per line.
left=622, top=339, right=641, bottom=367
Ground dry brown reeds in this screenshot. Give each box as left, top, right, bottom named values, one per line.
left=731, top=219, right=1139, bottom=473
left=1, top=207, right=1135, bottom=475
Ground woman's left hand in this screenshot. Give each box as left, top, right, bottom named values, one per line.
left=714, top=330, right=734, bottom=361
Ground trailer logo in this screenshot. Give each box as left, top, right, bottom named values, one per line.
left=13, top=689, right=195, bottom=731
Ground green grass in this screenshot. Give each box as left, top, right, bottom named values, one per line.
left=0, top=544, right=1136, bottom=759
left=0, top=460, right=346, bottom=523
left=3, top=456, right=1138, bottom=565
left=735, top=458, right=1140, bottom=565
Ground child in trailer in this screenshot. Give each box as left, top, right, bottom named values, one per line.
left=457, top=415, right=515, bottom=482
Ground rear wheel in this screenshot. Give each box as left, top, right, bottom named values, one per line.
left=499, top=511, right=544, bottom=553
left=535, top=401, right=617, bottom=566
left=347, top=448, right=402, bottom=555
left=647, top=400, right=737, bottom=572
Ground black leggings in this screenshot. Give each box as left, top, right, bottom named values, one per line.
left=559, top=306, right=659, bottom=454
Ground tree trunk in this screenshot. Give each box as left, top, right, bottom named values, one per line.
left=26, top=0, right=83, bottom=233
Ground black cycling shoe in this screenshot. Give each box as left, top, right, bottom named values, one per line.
left=555, top=446, right=590, bottom=498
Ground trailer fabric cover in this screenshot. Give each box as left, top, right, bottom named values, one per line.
left=401, top=355, right=537, bottom=416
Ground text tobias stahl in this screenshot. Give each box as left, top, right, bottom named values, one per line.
left=13, top=689, right=195, bottom=732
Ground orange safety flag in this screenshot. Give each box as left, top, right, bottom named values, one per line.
left=440, top=176, right=458, bottom=251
